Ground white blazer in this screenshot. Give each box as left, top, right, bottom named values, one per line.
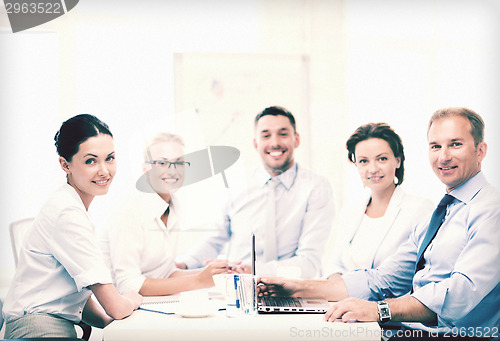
left=324, top=186, right=434, bottom=276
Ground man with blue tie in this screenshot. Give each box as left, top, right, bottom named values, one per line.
left=176, top=106, right=335, bottom=278
left=260, top=107, right=499, bottom=339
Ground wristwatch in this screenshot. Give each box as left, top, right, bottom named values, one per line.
left=377, top=301, right=391, bottom=323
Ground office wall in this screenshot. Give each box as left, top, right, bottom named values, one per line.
left=342, top=0, right=500, bottom=203
left=1, top=0, right=499, bottom=289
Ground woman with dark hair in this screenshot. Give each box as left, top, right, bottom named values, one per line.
left=325, top=123, right=433, bottom=277
left=2, top=114, right=142, bottom=338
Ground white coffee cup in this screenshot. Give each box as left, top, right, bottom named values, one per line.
left=178, top=290, right=213, bottom=317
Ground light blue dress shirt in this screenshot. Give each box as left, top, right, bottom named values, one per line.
left=177, top=163, right=335, bottom=278
left=343, top=172, right=500, bottom=333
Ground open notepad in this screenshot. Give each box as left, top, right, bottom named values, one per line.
left=142, top=295, right=180, bottom=305
left=140, top=292, right=225, bottom=317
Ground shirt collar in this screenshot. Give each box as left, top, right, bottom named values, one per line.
left=64, top=183, right=90, bottom=214
left=448, top=171, right=487, bottom=205
left=139, top=188, right=172, bottom=214
left=258, top=162, right=298, bottom=190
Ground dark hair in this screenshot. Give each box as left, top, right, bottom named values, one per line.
left=346, top=122, right=405, bottom=186
left=54, top=114, right=113, bottom=161
left=428, top=107, right=484, bottom=147
left=254, top=106, right=297, bottom=133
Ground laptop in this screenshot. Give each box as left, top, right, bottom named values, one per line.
left=251, top=233, right=331, bottom=314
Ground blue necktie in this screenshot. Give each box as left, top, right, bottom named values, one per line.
left=415, top=194, right=455, bottom=273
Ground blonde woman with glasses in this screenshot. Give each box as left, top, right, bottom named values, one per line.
left=101, top=132, right=230, bottom=296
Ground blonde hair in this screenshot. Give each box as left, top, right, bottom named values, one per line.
left=143, top=132, right=185, bottom=161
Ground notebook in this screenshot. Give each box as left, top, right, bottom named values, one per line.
left=251, top=233, right=331, bottom=314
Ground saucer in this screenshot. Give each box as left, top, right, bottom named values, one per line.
left=177, top=307, right=215, bottom=318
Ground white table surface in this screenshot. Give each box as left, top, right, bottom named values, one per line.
left=103, top=294, right=381, bottom=341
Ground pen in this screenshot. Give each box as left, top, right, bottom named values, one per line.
left=234, top=274, right=240, bottom=309
left=140, top=307, right=228, bottom=314
left=240, top=277, right=248, bottom=313
left=138, top=307, right=175, bottom=315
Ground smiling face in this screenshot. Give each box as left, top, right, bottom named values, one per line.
left=428, top=115, right=486, bottom=192
left=354, top=138, right=401, bottom=194
left=60, top=133, right=116, bottom=210
left=253, top=115, right=300, bottom=176
left=143, top=140, right=185, bottom=197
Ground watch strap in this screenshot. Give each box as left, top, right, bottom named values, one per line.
left=377, top=300, right=391, bottom=323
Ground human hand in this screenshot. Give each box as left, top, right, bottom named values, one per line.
left=121, top=290, right=143, bottom=310
left=175, top=261, right=187, bottom=270
left=232, top=263, right=251, bottom=274
left=326, top=272, right=342, bottom=281
left=257, top=277, right=302, bottom=297
left=324, top=297, right=378, bottom=322
left=198, top=259, right=232, bottom=286
left=204, top=258, right=241, bottom=272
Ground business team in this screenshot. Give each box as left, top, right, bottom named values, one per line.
left=2, top=106, right=498, bottom=339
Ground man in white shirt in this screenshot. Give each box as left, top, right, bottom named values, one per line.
left=176, top=106, right=335, bottom=278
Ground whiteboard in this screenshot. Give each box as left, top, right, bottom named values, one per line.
left=173, top=52, right=311, bottom=168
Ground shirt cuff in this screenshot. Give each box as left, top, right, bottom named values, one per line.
left=176, top=255, right=202, bottom=270
left=411, top=282, right=448, bottom=324
left=73, top=265, right=113, bottom=291
left=321, top=271, right=342, bottom=280
left=117, top=274, right=147, bottom=293
left=341, top=270, right=372, bottom=300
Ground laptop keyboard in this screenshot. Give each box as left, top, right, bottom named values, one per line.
left=261, top=296, right=303, bottom=307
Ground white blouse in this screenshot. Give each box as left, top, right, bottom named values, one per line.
left=325, top=186, right=434, bottom=275
left=3, top=184, right=112, bottom=324
left=101, top=189, right=179, bottom=293
left=349, top=214, right=386, bottom=269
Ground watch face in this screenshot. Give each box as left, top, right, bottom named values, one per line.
left=378, top=301, right=391, bottom=322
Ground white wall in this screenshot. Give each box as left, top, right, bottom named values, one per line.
left=1, top=0, right=499, bottom=290
left=341, top=0, right=500, bottom=204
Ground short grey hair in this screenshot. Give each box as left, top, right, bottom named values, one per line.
left=428, top=107, right=484, bottom=147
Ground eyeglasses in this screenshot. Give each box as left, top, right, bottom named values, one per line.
left=145, top=160, right=191, bottom=168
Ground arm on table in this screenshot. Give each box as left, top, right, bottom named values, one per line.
left=324, top=295, right=436, bottom=323
left=258, top=276, right=349, bottom=301
left=82, top=295, right=113, bottom=328
left=139, top=260, right=230, bottom=296
left=257, top=276, right=434, bottom=324
left=90, top=283, right=142, bottom=320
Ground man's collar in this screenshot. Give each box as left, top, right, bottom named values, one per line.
left=448, top=171, right=487, bottom=205
left=259, top=162, right=298, bottom=190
